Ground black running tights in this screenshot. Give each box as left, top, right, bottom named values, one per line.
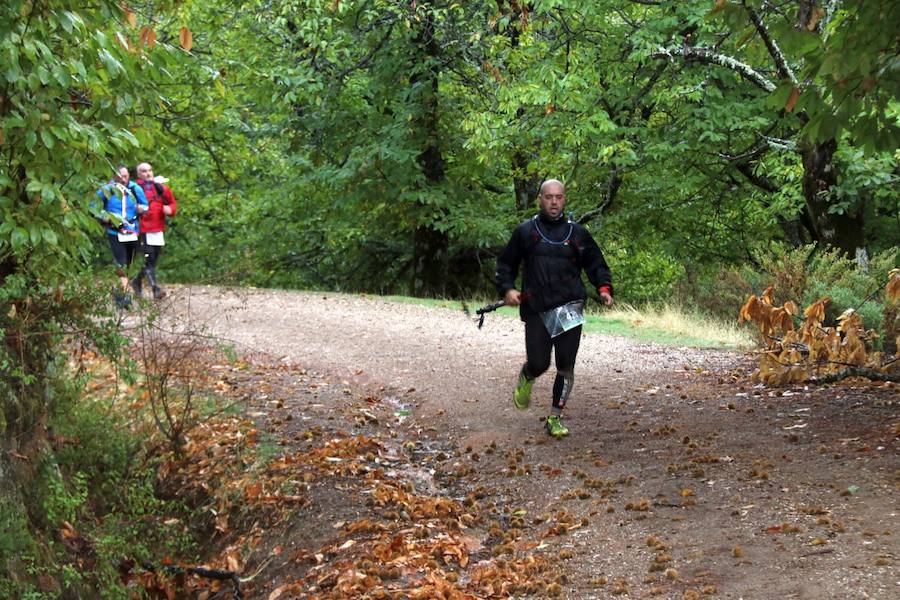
left=522, top=313, right=582, bottom=410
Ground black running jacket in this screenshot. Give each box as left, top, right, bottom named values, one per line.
left=495, top=213, right=613, bottom=319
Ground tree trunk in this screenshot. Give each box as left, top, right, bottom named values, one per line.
left=800, top=138, right=866, bottom=254
left=409, top=5, right=449, bottom=297
left=512, top=144, right=540, bottom=213
left=794, top=2, right=866, bottom=256
left=411, top=225, right=449, bottom=297
left=497, top=2, right=540, bottom=214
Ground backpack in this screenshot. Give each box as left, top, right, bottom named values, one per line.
left=528, top=213, right=583, bottom=263
left=140, top=179, right=167, bottom=204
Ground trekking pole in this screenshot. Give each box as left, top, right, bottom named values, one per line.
left=462, top=299, right=507, bottom=329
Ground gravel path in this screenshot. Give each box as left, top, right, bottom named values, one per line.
left=176, top=285, right=741, bottom=419
left=168, top=285, right=899, bottom=600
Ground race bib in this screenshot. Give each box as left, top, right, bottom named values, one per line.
left=540, top=300, right=585, bottom=338
left=117, top=232, right=138, bottom=242
left=144, top=231, right=165, bottom=246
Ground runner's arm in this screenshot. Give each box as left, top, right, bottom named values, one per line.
left=495, top=226, right=525, bottom=298
left=161, top=185, right=176, bottom=216
left=578, top=228, right=613, bottom=299
left=132, top=183, right=149, bottom=213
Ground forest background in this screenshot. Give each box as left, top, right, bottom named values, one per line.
left=0, top=0, right=898, bottom=596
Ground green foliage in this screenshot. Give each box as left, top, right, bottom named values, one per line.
left=0, top=0, right=177, bottom=268
left=50, top=397, right=136, bottom=495
left=794, top=0, right=900, bottom=152
left=0, top=5, right=199, bottom=595
left=16, top=395, right=198, bottom=597
left=39, top=466, right=88, bottom=526
left=0, top=496, right=33, bottom=558
left=0, top=270, right=127, bottom=438
left=675, top=267, right=752, bottom=322
left=0, top=0, right=178, bottom=438
left=753, top=243, right=820, bottom=305
left=604, top=241, right=682, bottom=305
left=799, top=247, right=899, bottom=334
left=151, top=0, right=898, bottom=300
left=680, top=244, right=900, bottom=340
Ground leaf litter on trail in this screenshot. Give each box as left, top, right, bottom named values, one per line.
left=133, top=349, right=578, bottom=599
left=65, top=290, right=899, bottom=600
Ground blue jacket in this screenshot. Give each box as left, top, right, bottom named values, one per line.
left=94, top=180, right=148, bottom=236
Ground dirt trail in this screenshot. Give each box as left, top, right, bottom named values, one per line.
left=175, top=285, right=899, bottom=599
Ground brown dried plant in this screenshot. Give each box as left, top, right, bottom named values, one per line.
left=135, top=311, right=207, bottom=454
left=739, top=270, right=900, bottom=385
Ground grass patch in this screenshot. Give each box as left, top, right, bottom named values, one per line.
left=375, top=294, right=752, bottom=349
left=588, top=303, right=754, bottom=349
left=374, top=294, right=463, bottom=310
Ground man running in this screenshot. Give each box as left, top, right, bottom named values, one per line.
left=133, top=162, right=177, bottom=299
left=495, top=179, right=613, bottom=438
left=95, top=166, right=148, bottom=309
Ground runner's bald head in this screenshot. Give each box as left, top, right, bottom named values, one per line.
left=540, top=179, right=565, bottom=195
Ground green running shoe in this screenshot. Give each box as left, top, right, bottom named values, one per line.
left=513, top=371, right=533, bottom=410
left=545, top=414, right=569, bottom=438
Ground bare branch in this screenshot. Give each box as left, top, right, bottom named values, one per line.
left=634, top=62, right=668, bottom=106
left=652, top=46, right=776, bottom=92
left=718, top=143, right=769, bottom=163
left=481, top=182, right=506, bottom=195
left=809, top=366, right=900, bottom=384
left=734, top=162, right=778, bottom=193
left=578, top=169, right=621, bottom=225
left=761, top=135, right=797, bottom=151
left=744, top=2, right=799, bottom=86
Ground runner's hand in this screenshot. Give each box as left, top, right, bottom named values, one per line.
left=505, top=289, right=522, bottom=306
left=599, top=291, right=614, bottom=307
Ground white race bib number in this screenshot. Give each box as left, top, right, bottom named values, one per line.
left=117, top=232, right=138, bottom=242
left=144, top=231, right=165, bottom=246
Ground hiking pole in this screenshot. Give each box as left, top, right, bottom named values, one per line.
left=462, top=299, right=506, bottom=329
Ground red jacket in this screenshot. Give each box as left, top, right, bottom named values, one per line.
left=137, top=180, right=177, bottom=233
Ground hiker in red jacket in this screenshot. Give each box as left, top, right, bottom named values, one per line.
left=133, top=162, right=177, bottom=299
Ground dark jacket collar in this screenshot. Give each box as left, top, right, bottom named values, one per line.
left=538, top=210, right=567, bottom=225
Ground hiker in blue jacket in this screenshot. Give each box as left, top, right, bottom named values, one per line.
left=495, top=179, right=613, bottom=438
left=94, top=166, right=148, bottom=308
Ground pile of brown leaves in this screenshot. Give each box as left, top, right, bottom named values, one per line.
left=152, top=403, right=563, bottom=599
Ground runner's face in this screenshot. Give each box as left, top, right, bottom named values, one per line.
left=539, top=183, right=566, bottom=218
left=116, top=168, right=130, bottom=184
left=137, top=164, right=154, bottom=180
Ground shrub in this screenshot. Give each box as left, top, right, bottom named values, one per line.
left=604, top=242, right=682, bottom=305
left=684, top=244, right=898, bottom=340
left=749, top=244, right=898, bottom=340
left=0, top=495, right=33, bottom=569
left=676, top=266, right=757, bottom=321
left=3, top=382, right=198, bottom=599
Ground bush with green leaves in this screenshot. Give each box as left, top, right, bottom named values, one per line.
left=1, top=4, right=197, bottom=594
left=602, top=241, right=682, bottom=305
left=23, top=394, right=198, bottom=598
left=687, top=243, right=899, bottom=339
left=0, top=494, right=34, bottom=586
left=1, top=0, right=185, bottom=437
left=751, top=243, right=897, bottom=329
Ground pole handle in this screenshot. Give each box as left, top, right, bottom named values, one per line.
left=475, top=300, right=506, bottom=315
